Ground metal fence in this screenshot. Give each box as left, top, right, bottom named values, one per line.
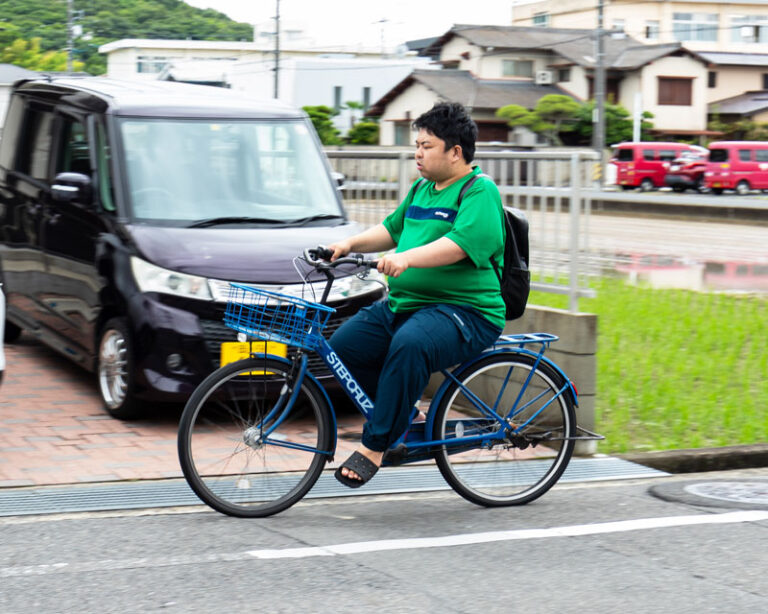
left=326, top=149, right=599, bottom=312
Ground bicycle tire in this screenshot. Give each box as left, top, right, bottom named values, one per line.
left=432, top=352, right=576, bottom=507
left=178, top=356, right=333, bottom=518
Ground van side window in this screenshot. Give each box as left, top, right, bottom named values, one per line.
left=95, top=122, right=116, bottom=212
left=658, top=150, right=676, bottom=161
left=616, top=149, right=633, bottom=161
left=756, top=150, right=768, bottom=163
left=16, top=106, right=54, bottom=181
left=738, top=150, right=751, bottom=162
left=708, top=149, right=728, bottom=163
left=642, top=150, right=655, bottom=161
left=0, top=96, right=25, bottom=174
left=56, top=119, right=91, bottom=176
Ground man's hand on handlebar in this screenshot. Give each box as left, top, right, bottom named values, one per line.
left=326, top=240, right=352, bottom=262
left=376, top=252, right=409, bottom=278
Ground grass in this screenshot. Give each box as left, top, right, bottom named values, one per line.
left=529, top=277, right=768, bottom=454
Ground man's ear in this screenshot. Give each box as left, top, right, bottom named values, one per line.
left=451, top=145, right=463, bottom=162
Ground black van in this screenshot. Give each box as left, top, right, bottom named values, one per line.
left=0, top=77, right=385, bottom=418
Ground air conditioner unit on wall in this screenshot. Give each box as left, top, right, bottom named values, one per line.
left=535, top=70, right=553, bottom=85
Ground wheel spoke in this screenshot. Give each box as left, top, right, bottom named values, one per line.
left=178, top=357, right=331, bottom=517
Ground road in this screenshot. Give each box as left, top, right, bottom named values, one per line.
left=0, top=468, right=766, bottom=613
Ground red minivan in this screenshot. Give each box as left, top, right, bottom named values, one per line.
left=612, top=142, right=703, bottom=191
left=704, top=141, right=768, bottom=195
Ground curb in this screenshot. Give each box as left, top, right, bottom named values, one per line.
left=618, top=444, right=768, bottom=474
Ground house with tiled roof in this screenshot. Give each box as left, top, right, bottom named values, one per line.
left=369, top=25, right=718, bottom=144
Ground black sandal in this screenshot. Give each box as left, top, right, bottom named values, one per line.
left=334, top=451, right=379, bottom=488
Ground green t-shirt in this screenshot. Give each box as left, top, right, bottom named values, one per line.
left=382, top=166, right=506, bottom=329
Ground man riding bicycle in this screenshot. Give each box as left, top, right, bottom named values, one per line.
left=328, top=102, right=506, bottom=487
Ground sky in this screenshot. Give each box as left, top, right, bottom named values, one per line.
left=183, top=0, right=517, bottom=51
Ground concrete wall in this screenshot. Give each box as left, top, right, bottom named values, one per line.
left=504, top=306, right=598, bottom=455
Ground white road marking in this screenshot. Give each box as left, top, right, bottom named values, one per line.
left=247, top=510, right=768, bottom=559
left=2, top=511, right=766, bottom=577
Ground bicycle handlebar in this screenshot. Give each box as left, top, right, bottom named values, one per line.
left=303, top=246, right=379, bottom=270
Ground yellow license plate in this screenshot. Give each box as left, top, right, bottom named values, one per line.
left=713, top=182, right=721, bottom=187
left=220, top=341, right=287, bottom=371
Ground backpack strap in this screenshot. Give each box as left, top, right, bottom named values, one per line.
left=455, top=173, right=503, bottom=281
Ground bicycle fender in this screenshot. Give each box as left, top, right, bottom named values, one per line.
left=250, top=353, right=339, bottom=457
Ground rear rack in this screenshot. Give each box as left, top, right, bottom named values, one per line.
left=493, top=333, right=559, bottom=348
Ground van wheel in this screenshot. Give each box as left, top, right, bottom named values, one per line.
left=97, top=317, right=144, bottom=420
left=639, top=178, right=654, bottom=192
left=4, top=320, right=21, bottom=343
left=735, top=181, right=750, bottom=196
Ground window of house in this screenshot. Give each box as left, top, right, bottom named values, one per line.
left=645, top=21, right=660, bottom=40
left=708, top=71, right=717, bottom=88
left=394, top=122, right=411, bottom=146
left=362, top=86, right=371, bottom=110
left=136, top=56, right=171, bottom=74
left=502, top=60, right=534, bottom=78
left=738, top=149, right=752, bottom=162
left=672, top=13, right=718, bottom=42
left=532, top=12, right=549, bottom=27
left=763, top=73, right=768, bottom=89
left=658, top=77, right=693, bottom=105
left=557, top=68, right=571, bottom=82
left=333, top=86, right=342, bottom=111
left=730, top=15, right=768, bottom=43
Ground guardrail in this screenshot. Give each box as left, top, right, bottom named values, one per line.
left=327, top=149, right=599, bottom=312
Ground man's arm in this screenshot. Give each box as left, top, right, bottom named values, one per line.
left=378, top=237, right=466, bottom=278
left=328, top=224, right=395, bottom=260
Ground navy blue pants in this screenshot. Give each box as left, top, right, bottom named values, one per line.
left=329, top=301, right=502, bottom=452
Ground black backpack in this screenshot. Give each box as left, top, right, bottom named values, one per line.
left=411, top=174, right=530, bottom=320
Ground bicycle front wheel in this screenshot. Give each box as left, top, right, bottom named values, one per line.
left=178, top=356, right=333, bottom=518
left=432, top=353, right=576, bottom=507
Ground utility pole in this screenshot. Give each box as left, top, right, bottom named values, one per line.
left=592, top=0, right=607, bottom=184
left=66, top=0, right=74, bottom=73
left=273, top=0, right=280, bottom=99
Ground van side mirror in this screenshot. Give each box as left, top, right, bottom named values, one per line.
left=52, top=172, right=92, bottom=203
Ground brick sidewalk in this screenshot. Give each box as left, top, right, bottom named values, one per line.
left=0, top=333, right=365, bottom=488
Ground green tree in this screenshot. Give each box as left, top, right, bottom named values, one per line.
left=303, top=105, right=342, bottom=145
left=533, top=94, right=581, bottom=145
left=1, top=37, right=83, bottom=72
left=0, top=0, right=255, bottom=75
left=347, top=121, right=379, bottom=145
left=497, top=96, right=581, bottom=145
left=573, top=100, right=654, bottom=145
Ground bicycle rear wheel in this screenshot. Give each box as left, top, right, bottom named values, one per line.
left=178, top=356, right=333, bottom=517
left=432, top=352, right=576, bottom=507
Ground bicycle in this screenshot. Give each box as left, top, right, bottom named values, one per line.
left=177, top=247, right=603, bottom=517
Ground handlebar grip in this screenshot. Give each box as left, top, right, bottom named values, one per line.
left=314, top=245, right=334, bottom=261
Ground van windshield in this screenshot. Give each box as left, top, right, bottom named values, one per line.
left=118, top=118, right=342, bottom=225
left=708, top=148, right=728, bottom=163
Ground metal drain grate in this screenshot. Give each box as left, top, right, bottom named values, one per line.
left=0, top=457, right=667, bottom=517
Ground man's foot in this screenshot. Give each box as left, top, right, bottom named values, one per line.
left=335, top=446, right=384, bottom=487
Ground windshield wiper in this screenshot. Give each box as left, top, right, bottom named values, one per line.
left=187, top=216, right=290, bottom=229
left=285, top=214, right=344, bottom=227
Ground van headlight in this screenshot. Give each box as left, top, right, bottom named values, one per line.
left=131, top=257, right=213, bottom=300
left=327, top=270, right=386, bottom=300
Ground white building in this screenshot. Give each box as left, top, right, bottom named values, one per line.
left=99, top=39, right=432, bottom=134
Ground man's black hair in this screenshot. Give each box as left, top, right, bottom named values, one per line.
left=413, top=102, right=478, bottom=163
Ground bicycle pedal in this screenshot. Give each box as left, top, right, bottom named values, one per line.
left=383, top=443, right=408, bottom=466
